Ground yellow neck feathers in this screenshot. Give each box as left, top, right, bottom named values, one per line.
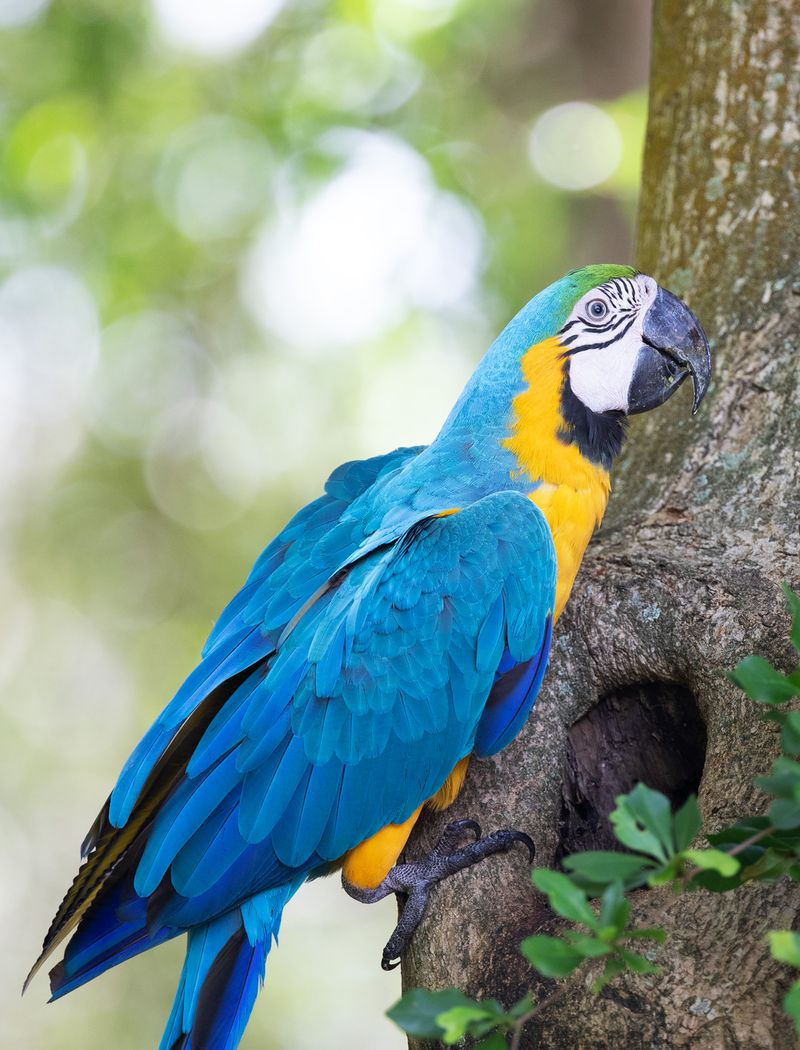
left=503, top=337, right=611, bottom=620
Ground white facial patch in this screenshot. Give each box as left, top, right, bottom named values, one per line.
left=560, top=274, right=657, bottom=414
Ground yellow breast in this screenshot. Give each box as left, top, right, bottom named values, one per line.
left=503, top=336, right=610, bottom=621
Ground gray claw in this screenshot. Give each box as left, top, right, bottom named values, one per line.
left=430, top=818, right=482, bottom=857
left=501, top=828, right=535, bottom=864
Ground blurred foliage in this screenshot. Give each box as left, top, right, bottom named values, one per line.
left=1, top=1, right=649, bottom=1047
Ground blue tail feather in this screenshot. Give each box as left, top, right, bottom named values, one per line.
left=160, top=882, right=301, bottom=1050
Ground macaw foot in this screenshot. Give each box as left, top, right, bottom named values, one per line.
left=342, top=819, right=535, bottom=971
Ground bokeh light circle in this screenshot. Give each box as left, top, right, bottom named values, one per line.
left=145, top=399, right=262, bottom=531
left=4, top=600, right=132, bottom=756
left=0, top=266, right=98, bottom=498
left=150, top=0, right=286, bottom=56
left=528, top=101, right=623, bottom=191
left=241, top=130, right=483, bottom=354
left=156, top=117, right=273, bottom=242
left=0, top=265, right=98, bottom=388
left=373, top=0, right=461, bottom=39
left=301, top=27, right=389, bottom=112
left=89, top=310, right=212, bottom=453
left=0, top=0, right=50, bottom=28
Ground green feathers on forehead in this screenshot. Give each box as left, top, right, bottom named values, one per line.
left=509, top=264, right=639, bottom=340
left=560, top=264, right=638, bottom=310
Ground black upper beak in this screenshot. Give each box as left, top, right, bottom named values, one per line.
left=628, top=287, right=711, bottom=416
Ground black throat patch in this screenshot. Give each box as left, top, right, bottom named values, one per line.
left=558, top=375, right=627, bottom=470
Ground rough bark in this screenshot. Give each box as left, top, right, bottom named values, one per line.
left=403, top=2, right=800, bottom=1047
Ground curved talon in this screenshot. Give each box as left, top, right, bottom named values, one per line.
left=501, top=828, right=535, bottom=864
left=430, top=818, right=482, bottom=858
left=446, top=818, right=481, bottom=839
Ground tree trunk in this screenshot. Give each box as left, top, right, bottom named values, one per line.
left=402, top=2, right=800, bottom=1047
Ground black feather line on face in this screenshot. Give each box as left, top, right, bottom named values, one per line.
left=559, top=276, right=643, bottom=353
left=559, top=313, right=638, bottom=357
left=558, top=374, right=628, bottom=470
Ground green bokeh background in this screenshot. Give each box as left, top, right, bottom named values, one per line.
left=1, top=1, right=650, bottom=1046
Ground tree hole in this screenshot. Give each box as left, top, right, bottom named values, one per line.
left=557, top=682, right=706, bottom=860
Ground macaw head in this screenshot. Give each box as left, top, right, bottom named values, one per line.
left=555, top=264, right=711, bottom=419
left=441, top=263, right=710, bottom=474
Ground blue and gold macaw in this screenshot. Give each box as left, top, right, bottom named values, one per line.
left=28, top=265, right=710, bottom=1049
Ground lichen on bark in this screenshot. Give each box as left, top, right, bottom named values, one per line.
left=402, top=2, right=800, bottom=1046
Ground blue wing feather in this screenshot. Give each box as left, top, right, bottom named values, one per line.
left=473, top=613, right=553, bottom=757
left=476, top=593, right=506, bottom=673
left=134, top=751, right=243, bottom=896
left=172, top=792, right=244, bottom=897
left=110, top=626, right=270, bottom=828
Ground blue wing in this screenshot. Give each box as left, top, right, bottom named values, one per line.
left=41, top=483, right=555, bottom=998
left=106, top=446, right=425, bottom=831
left=130, top=491, right=555, bottom=920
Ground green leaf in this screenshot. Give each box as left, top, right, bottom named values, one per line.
left=532, top=869, right=598, bottom=928
left=755, top=757, right=800, bottom=800
left=618, top=948, right=659, bottom=974
left=563, top=851, right=650, bottom=884
left=466, top=999, right=507, bottom=1038
left=688, top=868, right=744, bottom=893
left=591, top=956, right=625, bottom=993
left=730, top=655, right=800, bottom=704
left=387, top=989, right=477, bottom=1038
left=781, top=584, right=800, bottom=654
left=626, top=927, right=667, bottom=942
left=563, top=930, right=612, bottom=958
left=673, top=795, right=702, bottom=851
left=684, top=848, right=741, bottom=877
left=475, top=1036, right=510, bottom=1050
left=610, top=785, right=673, bottom=861
left=647, top=858, right=682, bottom=887
left=598, top=880, right=629, bottom=934
left=783, top=982, right=800, bottom=1036
left=508, top=993, right=534, bottom=1019
left=521, top=935, right=584, bottom=978
left=436, top=1005, right=495, bottom=1044
left=769, top=931, right=800, bottom=968
left=741, top=848, right=792, bottom=882
left=707, top=816, right=770, bottom=843
left=780, top=712, right=800, bottom=755
left=769, top=798, right=800, bottom=830
left=708, top=816, right=795, bottom=849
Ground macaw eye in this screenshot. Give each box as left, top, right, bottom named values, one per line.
left=586, top=299, right=609, bottom=320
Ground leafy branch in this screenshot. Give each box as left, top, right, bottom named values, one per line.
left=388, top=584, right=800, bottom=1047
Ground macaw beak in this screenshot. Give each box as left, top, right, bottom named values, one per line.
left=627, top=287, right=711, bottom=416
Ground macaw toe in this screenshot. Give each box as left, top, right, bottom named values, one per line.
left=343, top=818, right=535, bottom=970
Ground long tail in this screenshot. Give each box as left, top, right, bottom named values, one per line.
left=160, top=882, right=301, bottom=1050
